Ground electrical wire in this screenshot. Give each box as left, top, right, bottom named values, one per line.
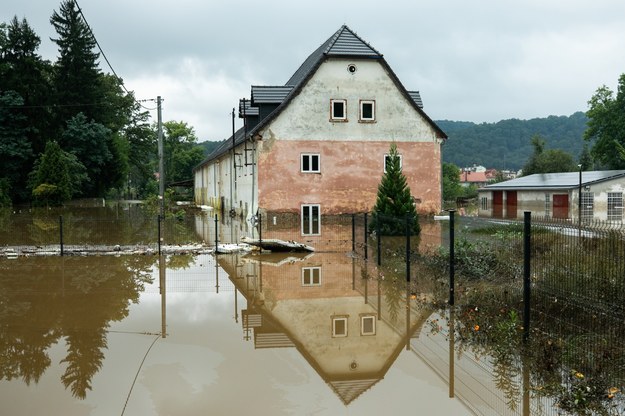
left=120, top=334, right=161, bottom=416
left=73, top=0, right=157, bottom=111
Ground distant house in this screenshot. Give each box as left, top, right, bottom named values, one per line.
left=477, top=170, right=625, bottom=221
left=193, top=25, right=446, bottom=236
left=459, top=170, right=489, bottom=188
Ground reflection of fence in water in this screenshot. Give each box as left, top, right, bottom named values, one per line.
left=351, top=212, right=625, bottom=415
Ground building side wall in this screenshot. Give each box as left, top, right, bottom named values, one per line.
left=257, top=140, right=441, bottom=215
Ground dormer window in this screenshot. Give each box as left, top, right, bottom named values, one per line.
left=330, top=99, right=347, bottom=121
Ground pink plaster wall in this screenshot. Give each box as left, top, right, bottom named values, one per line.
left=257, top=139, right=441, bottom=215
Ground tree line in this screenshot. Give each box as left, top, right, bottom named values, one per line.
left=0, top=1, right=204, bottom=208
left=441, top=73, right=625, bottom=202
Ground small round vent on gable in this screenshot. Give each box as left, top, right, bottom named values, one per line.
left=347, top=64, right=357, bottom=74
left=349, top=360, right=358, bottom=370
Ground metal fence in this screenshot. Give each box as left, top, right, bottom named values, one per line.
left=350, top=211, right=625, bottom=415
left=0, top=211, right=201, bottom=256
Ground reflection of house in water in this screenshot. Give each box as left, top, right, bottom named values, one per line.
left=217, top=251, right=433, bottom=404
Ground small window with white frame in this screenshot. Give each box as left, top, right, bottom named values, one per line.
left=302, top=267, right=321, bottom=286
left=384, top=153, right=402, bottom=172
left=330, top=99, right=347, bottom=121
left=360, top=314, right=376, bottom=336
left=332, top=316, right=348, bottom=337
left=359, top=100, right=375, bottom=122
left=545, top=194, right=551, bottom=218
left=301, top=204, right=320, bottom=235
left=301, top=153, right=320, bottom=173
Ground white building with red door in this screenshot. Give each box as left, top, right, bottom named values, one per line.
left=477, top=170, right=625, bottom=222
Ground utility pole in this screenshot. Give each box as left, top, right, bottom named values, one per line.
left=157, top=96, right=165, bottom=217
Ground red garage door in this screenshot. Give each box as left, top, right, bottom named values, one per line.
left=506, top=191, right=517, bottom=219
left=553, top=194, right=569, bottom=219
left=493, top=191, right=503, bottom=218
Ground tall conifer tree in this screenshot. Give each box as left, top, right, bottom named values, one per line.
left=50, top=0, right=102, bottom=129
left=370, top=142, right=420, bottom=235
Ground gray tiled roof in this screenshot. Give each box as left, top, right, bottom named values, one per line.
left=482, top=170, right=625, bottom=190
left=196, top=25, right=445, bottom=169
left=251, top=86, right=294, bottom=104
left=408, top=91, right=423, bottom=109
left=239, top=99, right=258, bottom=117
left=286, top=25, right=382, bottom=87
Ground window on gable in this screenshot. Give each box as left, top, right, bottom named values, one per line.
left=384, top=153, right=402, bottom=173
left=332, top=316, right=348, bottom=337
left=360, top=315, right=376, bottom=336
left=330, top=99, right=347, bottom=121
left=359, top=100, right=375, bottom=122
left=301, top=153, right=320, bottom=173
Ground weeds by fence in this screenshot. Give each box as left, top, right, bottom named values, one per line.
left=351, top=211, right=625, bottom=415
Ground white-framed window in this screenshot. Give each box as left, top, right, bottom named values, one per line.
left=384, top=153, right=402, bottom=172
left=330, top=99, right=347, bottom=121
left=301, top=153, right=320, bottom=173
left=359, top=100, right=375, bottom=122
left=607, top=192, right=623, bottom=222
left=301, top=204, right=320, bottom=235
left=332, top=316, right=348, bottom=337
left=302, top=267, right=321, bottom=286
left=360, top=315, right=376, bottom=336
left=581, top=192, right=594, bottom=221
left=545, top=194, right=551, bottom=218
left=480, top=197, right=488, bottom=210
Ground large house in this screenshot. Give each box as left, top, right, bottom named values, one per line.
left=194, top=26, right=446, bottom=237
left=478, top=170, right=625, bottom=221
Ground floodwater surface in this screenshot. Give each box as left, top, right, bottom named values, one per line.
left=0, top=253, right=472, bottom=416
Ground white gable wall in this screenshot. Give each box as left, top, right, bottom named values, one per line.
left=262, top=58, right=440, bottom=142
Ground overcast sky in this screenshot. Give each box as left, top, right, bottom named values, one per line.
left=3, top=0, right=625, bottom=141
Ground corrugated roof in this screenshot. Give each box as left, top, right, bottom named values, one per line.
left=407, top=91, right=423, bottom=109
left=482, top=170, right=625, bottom=190
left=251, top=86, right=294, bottom=104
left=239, top=99, right=258, bottom=117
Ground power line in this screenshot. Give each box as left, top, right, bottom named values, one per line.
left=73, top=0, right=156, bottom=112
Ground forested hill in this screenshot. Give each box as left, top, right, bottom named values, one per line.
left=437, top=112, right=588, bottom=171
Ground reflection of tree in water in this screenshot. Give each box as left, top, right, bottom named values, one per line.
left=0, top=255, right=155, bottom=398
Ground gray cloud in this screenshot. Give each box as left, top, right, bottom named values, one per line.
left=3, top=0, right=625, bottom=141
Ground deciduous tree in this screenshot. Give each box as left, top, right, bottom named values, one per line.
left=584, top=73, right=625, bottom=169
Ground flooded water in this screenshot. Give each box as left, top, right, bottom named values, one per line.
left=0, top=252, right=471, bottom=415
left=5, top=207, right=621, bottom=415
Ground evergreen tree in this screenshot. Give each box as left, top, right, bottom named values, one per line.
left=50, top=0, right=102, bottom=129
left=0, top=91, right=33, bottom=203
left=0, top=17, right=54, bottom=193
left=370, top=143, right=420, bottom=236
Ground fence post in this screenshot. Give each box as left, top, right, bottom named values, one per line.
left=405, top=215, right=411, bottom=282
left=351, top=214, right=355, bottom=253
left=59, top=215, right=64, bottom=257
left=157, top=215, right=162, bottom=255
left=214, top=214, right=218, bottom=252
left=364, top=212, right=368, bottom=260
left=523, top=211, right=531, bottom=342
left=258, top=212, right=262, bottom=247
left=449, top=210, right=455, bottom=306
left=376, top=213, right=381, bottom=266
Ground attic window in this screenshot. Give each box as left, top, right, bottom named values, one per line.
left=359, top=100, right=375, bottom=122
left=347, top=64, right=357, bottom=74
left=330, top=99, right=347, bottom=121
